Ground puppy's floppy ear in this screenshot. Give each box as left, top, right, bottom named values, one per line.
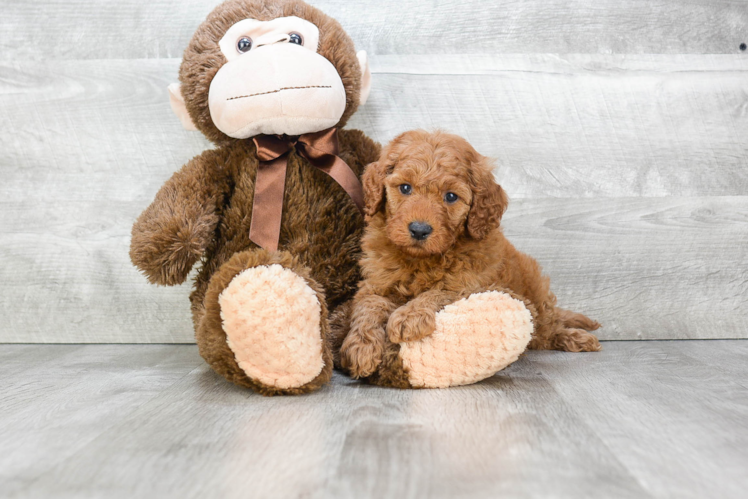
left=467, top=155, right=509, bottom=240
left=362, top=161, right=388, bottom=219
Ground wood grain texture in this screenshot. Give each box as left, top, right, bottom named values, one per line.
left=2, top=0, right=747, bottom=61
left=534, top=341, right=748, bottom=498
left=1, top=195, right=746, bottom=342
left=356, top=54, right=748, bottom=198
left=1, top=53, right=747, bottom=342
left=0, top=345, right=203, bottom=494
left=3, top=342, right=747, bottom=497
left=3, top=55, right=746, bottom=203
left=505, top=196, right=748, bottom=341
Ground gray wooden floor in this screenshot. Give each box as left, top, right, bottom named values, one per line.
left=1, top=341, right=747, bottom=498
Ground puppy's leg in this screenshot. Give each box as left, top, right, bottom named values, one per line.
left=557, top=308, right=601, bottom=331
left=387, top=290, right=461, bottom=343
left=550, top=307, right=602, bottom=352
left=529, top=318, right=602, bottom=352
left=551, top=327, right=602, bottom=352
left=525, top=303, right=601, bottom=352
left=340, top=292, right=398, bottom=379
left=329, top=300, right=353, bottom=370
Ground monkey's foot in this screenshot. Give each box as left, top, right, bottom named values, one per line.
left=397, top=291, right=533, bottom=388
left=218, top=264, right=326, bottom=391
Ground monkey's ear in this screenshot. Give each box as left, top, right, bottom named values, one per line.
left=356, top=51, right=372, bottom=106
left=168, top=83, right=198, bottom=131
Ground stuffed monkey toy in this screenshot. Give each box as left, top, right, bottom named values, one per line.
left=130, top=0, right=379, bottom=395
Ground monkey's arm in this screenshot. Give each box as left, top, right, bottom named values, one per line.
left=130, top=149, right=231, bottom=286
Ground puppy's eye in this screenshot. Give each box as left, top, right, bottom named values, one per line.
left=237, top=37, right=253, bottom=53
left=444, top=192, right=459, bottom=204
left=399, top=184, right=412, bottom=195
left=288, top=33, right=303, bottom=45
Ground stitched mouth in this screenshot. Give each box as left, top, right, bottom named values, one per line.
left=227, top=85, right=332, bottom=101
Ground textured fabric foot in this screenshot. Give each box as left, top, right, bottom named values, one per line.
left=398, top=291, right=533, bottom=388
left=218, top=264, right=325, bottom=389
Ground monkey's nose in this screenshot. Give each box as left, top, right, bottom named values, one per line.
left=408, top=221, right=433, bottom=241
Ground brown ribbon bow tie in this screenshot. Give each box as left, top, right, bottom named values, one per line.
left=250, top=127, right=364, bottom=251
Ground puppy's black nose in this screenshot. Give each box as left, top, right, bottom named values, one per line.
left=409, top=221, right=433, bottom=241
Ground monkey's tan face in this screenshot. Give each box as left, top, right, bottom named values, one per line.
left=208, top=16, right=347, bottom=138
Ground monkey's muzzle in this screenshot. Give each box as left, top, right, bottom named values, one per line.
left=208, top=43, right=347, bottom=139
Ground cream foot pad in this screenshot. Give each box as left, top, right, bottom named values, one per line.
left=398, top=291, right=533, bottom=388
left=219, top=264, right=324, bottom=389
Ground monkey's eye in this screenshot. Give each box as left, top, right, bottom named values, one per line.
left=288, top=33, right=303, bottom=45
left=237, top=37, right=253, bottom=53
left=399, top=184, right=412, bottom=195
left=444, top=192, right=459, bottom=204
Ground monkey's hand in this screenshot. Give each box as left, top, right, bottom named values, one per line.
left=130, top=153, right=228, bottom=286
left=130, top=199, right=218, bottom=286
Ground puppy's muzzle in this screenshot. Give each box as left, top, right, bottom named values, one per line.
left=408, top=221, right=433, bottom=241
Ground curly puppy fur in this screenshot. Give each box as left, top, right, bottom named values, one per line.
left=335, top=130, right=600, bottom=381
left=129, top=0, right=380, bottom=395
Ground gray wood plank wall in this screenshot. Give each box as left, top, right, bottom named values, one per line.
left=1, top=0, right=746, bottom=342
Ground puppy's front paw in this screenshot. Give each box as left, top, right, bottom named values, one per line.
left=340, top=332, right=383, bottom=379
left=387, top=306, right=436, bottom=343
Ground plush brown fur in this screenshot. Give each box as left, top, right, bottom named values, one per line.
left=130, top=0, right=380, bottom=395
left=334, top=130, right=600, bottom=383
left=198, top=249, right=333, bottom=395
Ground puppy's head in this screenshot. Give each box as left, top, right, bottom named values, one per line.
left=363, top=130, right=508, bottom=257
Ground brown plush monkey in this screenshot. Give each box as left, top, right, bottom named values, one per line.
left=130, top=0, right=379, bottom=395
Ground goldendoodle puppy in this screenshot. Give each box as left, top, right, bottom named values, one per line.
left=334, top=130, right=600, bottom=385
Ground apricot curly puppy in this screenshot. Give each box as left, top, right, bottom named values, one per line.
left=332, top=130, right=601, bottom=387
